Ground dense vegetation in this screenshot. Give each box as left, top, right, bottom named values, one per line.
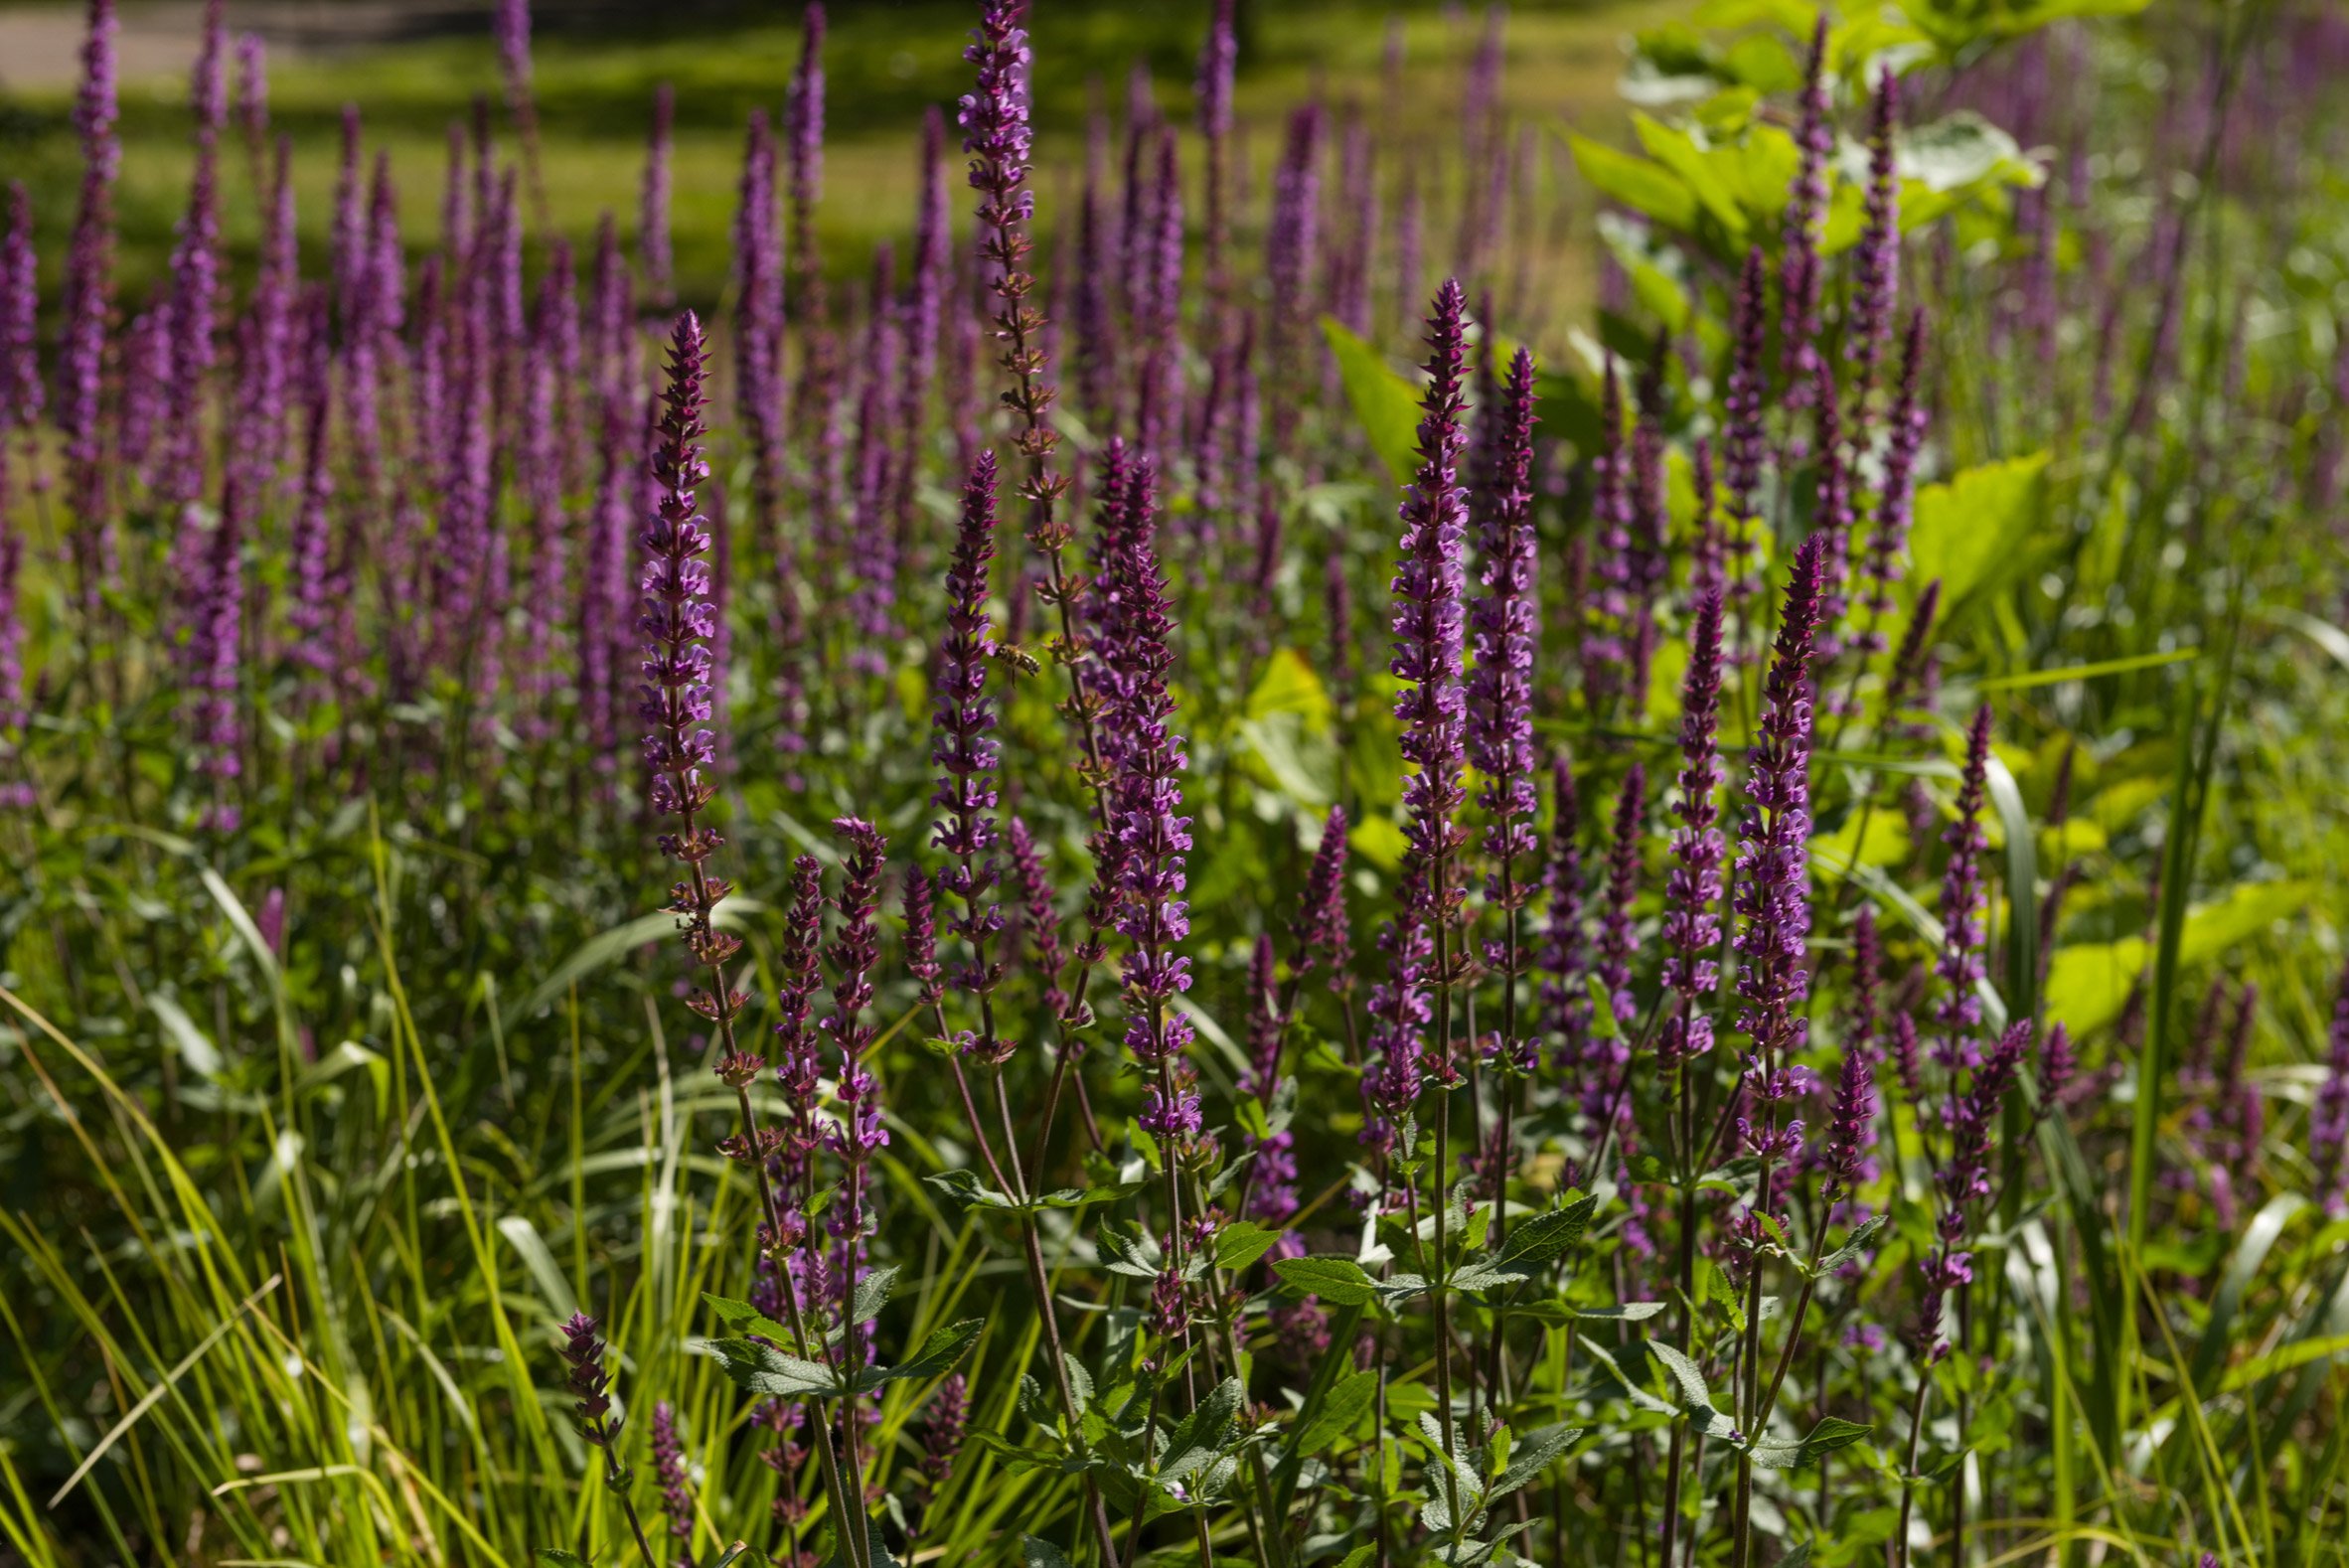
left=3, top=0, right=2347, bottom=1565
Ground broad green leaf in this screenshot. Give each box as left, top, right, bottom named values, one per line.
left=1272, top=1254, right=1379, bottom=1305
left=1566, top=132, right=1700, bottom=234
left=1321, top=316, right=1423, bottom=484
left=695, top=1335, right=843, bottom=1399
left=1293, top=1369, right=1379, bottom=1457
left=1906, top=453, right=2052, bottom=625
left=859, top=1318, right=984, bottom=1389
left=703, top=1293, right=798, bottom=1348
left=1246, top=647, right=1334, bottom=729
left=1213, top=1221, right=1283, bottom=1274
left=2044, top=880, right=2317, bottom=1036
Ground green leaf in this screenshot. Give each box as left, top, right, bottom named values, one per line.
left=1163, top=1377, right=1246, bottom=1476
left=536, top=1551, right=591, bottom=1567
left=1566, top=132, right=1700, bottom=234
left=702, top=1294, right=798, bottom=1348
left=1245, top=647, right=1334, bottom=730
left=2045, top=880, right=2316, bottom=1036
left=1020, top=1537, right=1073, bottom=1568
left=1490, top=1424, right=1582, bottom=1500
left=1748, top=1416, right=1874, bottom=1471
left=850, top=1265, right=899, bottom=1328
left=1337, top=1550, right=1376, bottom=1568
left=1815, top=1213, right=1892, bottom=1276
left=925, top=1168, right=1018, bottom=1210
left=1272, top=1254, right=1379, bottom=1306
left=1586, top=975, right=1623, bottom=1040
left=1294, top=1368, right=1379, bottom=1457
left=694, top=1336, right=843, bottom=1400
left=1214, top=1221, right=1283, bottom=1274
left=1321, top=316, right=1423, bottom=484
left=1907, top=453, right=2052, bottom=625
left=858, top=1318, right=984, bottom=1390
left=1649, top=1342, right=1735, bottom=1437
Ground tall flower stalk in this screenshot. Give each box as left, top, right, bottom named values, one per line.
left=641, top=312, right=861, bottom=1568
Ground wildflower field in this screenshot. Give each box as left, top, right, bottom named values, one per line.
left=4, top=0, right=2349, bottom=1564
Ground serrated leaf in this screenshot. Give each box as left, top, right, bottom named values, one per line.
left=1214, top=1221, right=1283, bottom=1273
left=1294, top=1369, right=1378, bottom=1457
left=1498, top=1192, right=1599, bottom=1267
left=1164, top=1377, right=1246, bottom=1475
left=1272, top=1254, right=1377, bottom=1306
left=857, top=1318, right=984, bottom=1390
left=1815, top=1213, right=1891, bottom=1276
left=1647, top=1342, right=1728, bottom=1431
left=1021, top=1537, right=1073, bottom=1568
left=925, top=1168, right=1017, bottom=1210
left=694, top=1336, right=844, bottom=1399
left=1490, top=1424, right=1581, bottom=1500
left=850, top=1265, right=900, bottom=1327
left=702, top=1293, right=798, bottom=1348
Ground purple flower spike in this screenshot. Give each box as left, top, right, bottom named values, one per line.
left=1659, top=592, right=1726, bottom=1063
left=558, top=1314, right=618, bottom=1448
left=642, top=83, right=675, bottom=306
left=650, top=1400, right=693, bottom=1546
left=2, top=183, right=43, bottom=437
left=1860, top=310, right=1929, bottom=654
left=1778, top=16, right=1832, bottom=414
left=641, top=313, right=751, bottom=1062
left=1469, top=348, right=1541, bottom=913
left=1821, top=1039, right=1877, bottom=1201
left=1390, top=279, right=1475, bottom=954
left=234, top=33, right=266, bottom=149
left=934, top=452, right=1011, bottom=1046
left=1540, top=752, right=1591, bottom=1074
left=1732, top=532, right=1828, bottom=1077
left=59, top=0, right=120, bottom=612
left=1723, top=246, right=1770, bottom=610
left=1293, top=806, right=1354, bottom=990
left=1934, top=706, right=1995, bottom=1073
left=1848, top=66, right=1902, bottom=418
left=1103, top=458, right=1197, bottom=1080
left=2311, top=963, right=2349, bottom=1215
left=1597, top=763, right=1647, bottom=1028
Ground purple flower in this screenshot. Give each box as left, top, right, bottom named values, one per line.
left=1859, top=312, right=1929, bottom=654
left=733, top=110, right=785, bottom=536
left=494, top=0, right=533, bottom=100
left=1778, top=16, right=1832, bottom=414
left=1596, top=763, right=1647, bottom=1027
left=787, top=3, right=828, bottom=305
left=1820, top=1039, right=1877, bottom=1200
left=1390, top=279, right=1475, bottom=936
left=2311, top=962, right=2349, bottom=1215
left=559, top=1314, right=618, bottom=1447
left=1266, top=103, right=1324, bottom=450
left=904, top=105, right=952, bottom=443
left=1469, top=347, right=1541, bottom=923
left=1540, top=752, right=1591, bottom=1073
left=1848, top=67, right=1902, bottom=414
left=649, top=1400, right=693, bottom=1547
left=1722, top=245, right=1769, bottom=576
left=58, top=0, right=120, bottom=611
left=1934, top=706, right=1996, bottom=1071
left=1196, top=0, right=1236, bottom=273
left=1293, top=805, right=1353, bottom=990
left=642, top=83, right=675, bottom=305
left=1732, top=532, right=1828, bottom=1090
left=934, top=453, right=1012, bottom=1043
left=1920, top=1019, right=2032, bottom=1339
left=1659, top=592, right=1726, bottom=1062
left=641, top=314, right=748, bottom=1046
left=1, top=183, right=43, bottom=435
left=1007, top=818, right=1067, bottom=1022
left=1101, top=457, right=1199, bottom=1090
left=909, top=1372, right=969, bottom=1537
left=234, top=33, right=266, bottom=148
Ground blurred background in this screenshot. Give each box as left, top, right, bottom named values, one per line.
left=0, top=0, right=1668, bottom=308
